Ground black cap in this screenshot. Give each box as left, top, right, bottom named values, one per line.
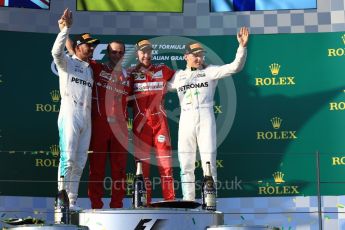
left=73, top=33, right=100, bottom=46
left=185, top=42, right=205, bottom=54
left=135, top=39, right=153, bottom=51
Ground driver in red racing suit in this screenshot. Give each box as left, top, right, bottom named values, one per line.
left=128, top=39, right=175, bottom=204
left=88, top=41, right=130, bottom=209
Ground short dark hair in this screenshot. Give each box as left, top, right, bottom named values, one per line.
left=106, top=40, right=126, bottom=54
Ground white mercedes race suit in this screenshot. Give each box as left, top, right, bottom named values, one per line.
left=52, top=27, right=93, bottom=204
left=168, top=46, right=247, bottom=200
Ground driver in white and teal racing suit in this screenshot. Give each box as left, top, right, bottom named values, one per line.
left=168, top=27, right=249, bottom=201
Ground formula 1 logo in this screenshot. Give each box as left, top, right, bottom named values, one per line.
left=134, top=219, right=166, bottom=230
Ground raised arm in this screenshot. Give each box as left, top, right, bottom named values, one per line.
left=66, top=36, right=75, bottom=56
left=210, top=27, right=249, bottom=79
left=237, top=27, right=249, bottom=48
left=51, top=9, right=73, bottom=70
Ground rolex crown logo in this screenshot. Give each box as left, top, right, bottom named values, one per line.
left=270, top=117, right=282, bottom=129
left=50, top=144, right=60, bottom=157
left=269, top=63, right=281, bottom=76
left=126, top=173, right=135, bottom=184
left=127, top=118, right=133, bottom=130
left=273, top=171, right=285, bottom=184
left=50, top=90, right=60, bottom=103
left=341, top=34, right=345, bottom=45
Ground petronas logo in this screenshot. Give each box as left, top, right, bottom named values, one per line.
left=273, top=171, right=285, bottom=184
left=50, top=90, right=60, bottom=103
left=269, top=63, right=281, bottom=76
left=270, top=117, right=282, bottom=129
left=50, top=144, right=60, bottom=157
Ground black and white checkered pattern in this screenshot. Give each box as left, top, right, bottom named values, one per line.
left=1, top=196, right=345, bottom=229
left=0, top=0, right=343, bottom=35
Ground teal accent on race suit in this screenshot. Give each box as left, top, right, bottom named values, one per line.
left=58, top=117, right=67, bottom=177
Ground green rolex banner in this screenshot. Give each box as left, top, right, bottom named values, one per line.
left=76, top=0, right=184, bottom=12
left=2, top=30, right=345, bottom=198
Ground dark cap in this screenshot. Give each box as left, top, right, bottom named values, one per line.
left=73, top=33, right=100, bottom=46
left=185, top=42, right=205, bottom=54
left=135, top=39, right=153, bottom=51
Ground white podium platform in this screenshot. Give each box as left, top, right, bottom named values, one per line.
left=78, top=208, right=224, bottom=230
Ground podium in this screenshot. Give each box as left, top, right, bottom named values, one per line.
left=78, top=208, right=224, bottom=230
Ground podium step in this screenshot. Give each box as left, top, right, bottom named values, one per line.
left=78, top=208, right=224, bottom=230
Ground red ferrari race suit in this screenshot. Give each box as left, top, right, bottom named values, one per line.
left=88, top=61, right=130, bottom=208
left=128, top=63, right=176, bottom=204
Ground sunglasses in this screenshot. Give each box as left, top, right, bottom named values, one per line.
left=110, top=50, right=125, bottom=55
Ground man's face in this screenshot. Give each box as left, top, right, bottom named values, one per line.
left=75, top=43, right=95, bottom=61
left=108, top=42, right=125, bottom=66
left=184, top=52, right=205, bottom=69
left=137, top=49, right=152, bottom=67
